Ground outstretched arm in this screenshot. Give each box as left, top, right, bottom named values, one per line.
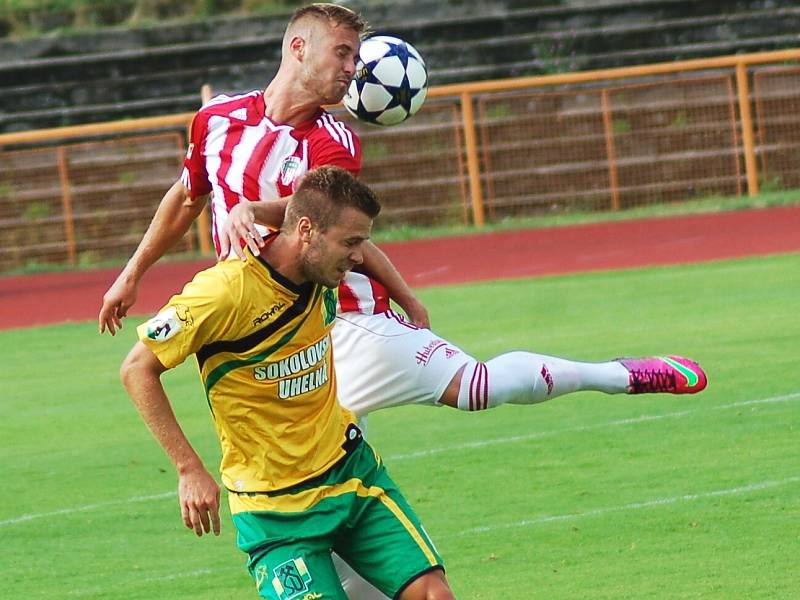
left=360, top=241, right=430, bottom=328
left=120, top=342, right=221, bottom=537
left=99, top=181, right=206, bottom=335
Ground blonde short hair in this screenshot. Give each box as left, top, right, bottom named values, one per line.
left=288, top=3, right=369, bottom=37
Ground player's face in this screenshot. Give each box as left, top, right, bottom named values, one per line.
left=300, top=207, right=372, bottom=289
left=302, top=23, right=360, bottom=104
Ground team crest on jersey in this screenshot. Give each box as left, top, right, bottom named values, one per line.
left=145, top=305, right=192, bottom=342
left=280, top=156, right=302, bottom=186
left=271, top=557, right=313, bottom=600
left=322, top=288, right=337, bottom=326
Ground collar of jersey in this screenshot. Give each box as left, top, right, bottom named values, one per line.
left=258, top=91, right=323, bottom=135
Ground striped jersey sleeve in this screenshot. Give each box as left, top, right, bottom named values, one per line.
left=337, top=272, right=391, bottom=315
left=181, top=91, right=263, bottom=200
left=310, top=112, right=362, bottom=176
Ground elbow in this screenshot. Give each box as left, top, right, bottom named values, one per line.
left=119, top=352, right=138, bottom=392
left=120, top=342, right=159, bottom=392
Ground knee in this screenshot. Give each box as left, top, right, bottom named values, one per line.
left=398, top=569, right=455, bottom=600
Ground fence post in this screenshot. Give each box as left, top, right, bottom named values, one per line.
left=600, top=89, right=621, bottom=211
left=460, top=91, right=485, bottom=227
left=735, top=62, right=760, bottom=196
left=56, top=146, right=77, bottom=265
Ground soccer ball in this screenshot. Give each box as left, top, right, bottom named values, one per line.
left=343, top=35, right=428, bottom=126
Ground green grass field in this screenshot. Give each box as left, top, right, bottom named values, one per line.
left=2, top=254, right=799, bottom=599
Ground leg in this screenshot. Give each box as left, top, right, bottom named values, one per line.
left=441, top=351, right=628, bottom=410
left=399, top=568, right=454, bottom=600
left=238, top=531, right=348, bottom=600
left=331, top=311, right=471, bottom=416
left=335, top=441, right=449, bottom=598
left=332, top=551, right=390, bottom=600
left=440, top=353, right=707, bottom=410
left=332, top=310, right=706, bottom=415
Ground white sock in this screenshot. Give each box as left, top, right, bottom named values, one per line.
left=456, top=352, right=630, bottom=411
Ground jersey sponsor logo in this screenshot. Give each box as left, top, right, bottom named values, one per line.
left=253, top=302, right=285, bottom=327
left=277, top=363, right=328, bottom=399
left=415, top=338, right=452, bottom=366
left=145, top=305, right=193, bottom=342
left=271, top=557, right=313, bottom=600
left=253, top=337, right=329, bottom=381
left=280, top=155, right=302, bottom=186
left=253, top=337, right=331, bottom=399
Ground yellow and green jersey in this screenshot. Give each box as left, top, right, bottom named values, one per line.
left=137, top=243, right=354, bottom=499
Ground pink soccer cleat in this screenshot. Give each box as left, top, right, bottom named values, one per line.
left=619, top=356, right=707, bottom=394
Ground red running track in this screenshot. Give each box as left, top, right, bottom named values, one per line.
left=1, top=205, right=799, bottom=330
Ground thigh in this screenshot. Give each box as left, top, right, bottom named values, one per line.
left=334, top=457, right=444, bottom=598
left=332, top=311, right=473, bottom=416
left=234, top=495, right=354, bottom=599
left=332, top=552, right=390, bottom=600
left=248, top=541, right=348, bottom=600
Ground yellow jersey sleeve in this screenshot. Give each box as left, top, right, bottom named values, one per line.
left=137, top=266, right=237, bottom=368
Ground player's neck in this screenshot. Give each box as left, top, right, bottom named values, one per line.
left=263, top=77, right=321, bottom=126
left=258, top=233, right=306, bottom=286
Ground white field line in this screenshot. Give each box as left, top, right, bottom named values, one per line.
left=2, top=392, right=798, bottom=529
left=453, top=475, right=800, bottom=537
left=0, top=491, right=174, bottom=527
left=67, top=567, right=223, bottom=597
left=385, top=392, right=800, bottom=461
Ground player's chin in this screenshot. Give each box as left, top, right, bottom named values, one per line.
left=321, top=270, right=347, bottom=289
left=326, top=84, right=349, bottom=104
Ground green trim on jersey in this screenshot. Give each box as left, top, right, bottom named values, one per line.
left=138, top=250, right=355, bottom=494
left=204, top=309, right=310, bottom=396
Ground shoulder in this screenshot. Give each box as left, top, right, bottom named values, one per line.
left=308, top=110, right=361, bottom=158
left=183, top=261, right=243, bottom=309
left=199, top=90, right=261, bottom=117
left=191, top=90, right=263, bottom=131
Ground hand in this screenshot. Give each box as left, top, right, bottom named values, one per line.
left=402, top=296, right=431, bottom=329
left=218, top=201, right=262, bottom=261
left=178, top=465, right=221, bottom=537
left=98, top=273, right=138, bottom=335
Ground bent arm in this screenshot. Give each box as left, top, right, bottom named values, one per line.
left=99, top=181, right=206, bottom=335
left=220, top=196, right=431, bottom=327
left=120, top=342, right=221, bottom=536
left=219, top=198, right=289, bottom=260
left=360, top=241, right=430, bottom=328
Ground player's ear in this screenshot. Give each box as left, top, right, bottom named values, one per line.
left=290, top=35, right=305, bottom=61
left=297, top=216, right=314, bottom=243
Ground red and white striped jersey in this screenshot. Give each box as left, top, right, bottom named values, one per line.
left=336, top=272, right=390, bottom=314
left=181, top=90, right=389, bottom=315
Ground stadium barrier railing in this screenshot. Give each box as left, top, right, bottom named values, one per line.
left=1, top=48, right=800, bottom=272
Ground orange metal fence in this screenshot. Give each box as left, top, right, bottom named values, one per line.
left=2, top=48, right=800, bottom=272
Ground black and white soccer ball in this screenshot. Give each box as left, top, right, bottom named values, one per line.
left=343, top=35, right=428, bottom=127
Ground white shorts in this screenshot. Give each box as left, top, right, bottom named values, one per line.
left=332, top=310, right=473, bottom=417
